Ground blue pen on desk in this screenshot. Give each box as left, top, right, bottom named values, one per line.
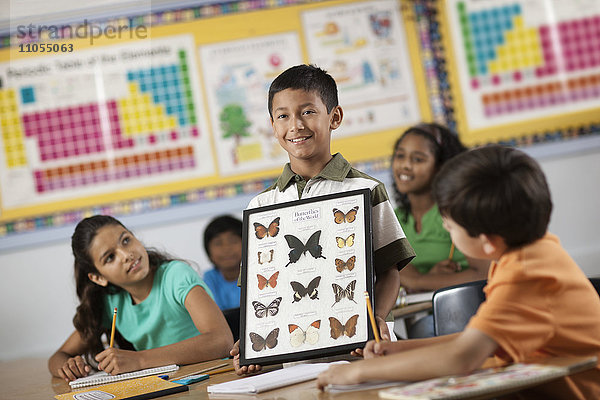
left=172, top=373, right=209, bottom=385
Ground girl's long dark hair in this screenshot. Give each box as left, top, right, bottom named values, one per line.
left=391, top=123, right=467, bottom=223
left=71, top=215, right=173, bottom=356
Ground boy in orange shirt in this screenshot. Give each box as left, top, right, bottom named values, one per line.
left=317, top=145, right=600, bottom=399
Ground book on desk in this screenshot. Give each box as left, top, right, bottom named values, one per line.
left=55, top=375, right=188, bottom=400
left=377, top=357, right=598, bottom=400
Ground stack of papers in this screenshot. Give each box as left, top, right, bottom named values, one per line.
left=207, top=362, right=346, bottom=394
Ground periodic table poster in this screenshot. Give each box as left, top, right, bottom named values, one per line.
left=442, top=0, right=600, bottom=145
left=0, top=35, right=214, bottom=211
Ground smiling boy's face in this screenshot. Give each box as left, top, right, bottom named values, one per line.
left=270, top=88, right=342, bottom=171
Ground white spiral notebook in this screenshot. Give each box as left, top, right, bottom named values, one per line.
left=68, top=364, right=179, bottom=389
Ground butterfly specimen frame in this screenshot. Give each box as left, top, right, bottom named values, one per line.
left=240, top=189, right=374, bottom=366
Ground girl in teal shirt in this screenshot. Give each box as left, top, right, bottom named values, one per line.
left=48, top=215, right=233, bottom=382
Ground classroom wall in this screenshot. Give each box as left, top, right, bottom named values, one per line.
left=1, top=147, right=599, bottom=361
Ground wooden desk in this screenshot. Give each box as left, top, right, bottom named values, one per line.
left=1, top=355, right=595, bottom=400
left=390, top=301, right=432, bottom=319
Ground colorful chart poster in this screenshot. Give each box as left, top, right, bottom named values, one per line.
left=199, top=33, right=302, bottom=177
left=0, top=35, right=213, bottom=210
left=301, top=0, right=421, bottom=137
left=445, top=0, right=600, bottom=135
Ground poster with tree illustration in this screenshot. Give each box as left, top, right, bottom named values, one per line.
left=200, top=33, right=302, bottom=176
left=239, top=189, right=375, bottom=367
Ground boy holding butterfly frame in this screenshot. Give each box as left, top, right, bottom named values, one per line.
left=231, top=64, right=415, bottom=374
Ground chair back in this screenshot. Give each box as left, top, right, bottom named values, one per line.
left=222, top=307, right=240, bottom=342
left=433, top=280, right=487, bottom=336
left=589, top=277, right=600, bottom=296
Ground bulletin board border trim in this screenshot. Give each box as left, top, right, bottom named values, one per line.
left=0, top=157, right=390, bottom=243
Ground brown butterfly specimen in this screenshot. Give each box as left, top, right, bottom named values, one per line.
left=329, top=314, right=359, bottom=339
left=254, top=217, right=280, bottom=239
left=333, top=206, right=359, bottom=224
left=249, top=328, right=280, bottom=352
left=335, top=256, right=356, bottom=272
left=257, top=271, right=279, bottom=290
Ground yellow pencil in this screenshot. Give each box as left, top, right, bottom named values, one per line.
left=172, top=362, right=230, bottom=380
left=364, top=291, right=380, bottom=343
left=109, top=307, right=117, bottom=348
left=448, top=242, right=455, bottom=260
left=208, top=367, right=235, bottom=376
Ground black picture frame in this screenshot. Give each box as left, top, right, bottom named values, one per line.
left=239, top=188, right=374, bottom=367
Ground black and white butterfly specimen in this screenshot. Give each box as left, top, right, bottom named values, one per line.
left=290, top=276, right=321, bottom=303
left=333, top=206, right=359, bottom=224
left=248, top=328, right=280, bottom=352
left=289, top=320, right=320, bottom=347
left=329, top=315, right=359, bottom=339
left=252, top=296, right=282, bottom=318
left=284, top=230, right=326, bottom=267
left=254, top=217, right=280, bottom=239
left=331, top=280, right=357, bottom=306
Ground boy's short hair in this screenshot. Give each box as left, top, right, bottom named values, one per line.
left=433, top=145, right=552, bottom=248
left=267, top=64, right=338, bottom=119
left=203, top=215, right=243, bottom=256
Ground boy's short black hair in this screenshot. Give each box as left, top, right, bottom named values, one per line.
left=203, top=215, right=243, bottom=256
left=267, top=64, right=339, bottom=119
left=433, top=145, right=552, bottom=249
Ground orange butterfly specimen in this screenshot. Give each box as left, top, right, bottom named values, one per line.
left=249, top=328, right=280, bottom=352
left=257, top=249, right=274, bottom=264
left=254, top=217, right=280, bottom=239
left=288, top=320, right=321, bottom=347
left=329, top=314, right=359, bottom=339
left=333, top=206, right=359, bottom=224
left=257, top=271, right=279, bottom=290
left=335, top=256, right=356, bottom=272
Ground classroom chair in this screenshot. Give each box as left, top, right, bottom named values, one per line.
left=222, top=307, right=240, bottom=342
left=432, top=280, right=487, bottom=336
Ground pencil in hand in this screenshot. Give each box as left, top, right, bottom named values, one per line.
left=364, top=291, right=380, bottom=343
left=448, top=242, right=455, bottom=260
left=109, top=307, right=117, bottom=348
